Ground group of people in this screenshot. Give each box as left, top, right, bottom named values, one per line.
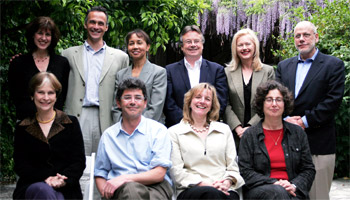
left=9, top=5, right=345, bottom=200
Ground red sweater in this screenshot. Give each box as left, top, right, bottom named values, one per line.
left=263, top=128, right=289, bottom=180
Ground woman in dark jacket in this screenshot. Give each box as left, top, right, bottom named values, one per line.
left=13, top=72, right=85, bottom=200
left=8, top=16, right=70, bottom=121
left=238, top=80, right=315, bottom=199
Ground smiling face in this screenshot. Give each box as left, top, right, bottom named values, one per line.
left=127, top=33, right=150, bottom=61
left=181, top=31, right=204, bottom=61
left=190, top=88, right=213, bottom=119
left=34, top=29, right=52, bottom=51
left=33, top=80, right=57, bottom=113
left=117, top=89, right=147, bottom=120
left=263, top=89, right=284, bottom=119
left=84, top=11, right=108, bottom=43
left=294, top=22, right=319, bottom=60
left=236, top=34, right=255, bottom=61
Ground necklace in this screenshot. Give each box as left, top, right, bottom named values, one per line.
left=36, top=111, right=56, bottom=124
left=33, top=55, right=49, bottom=62
left=268, top=130, right=283, bottom=145
left=190, top=124, right=209, bottom=133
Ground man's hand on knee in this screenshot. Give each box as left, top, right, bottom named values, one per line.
left=103, top=175, right=132, bottom=199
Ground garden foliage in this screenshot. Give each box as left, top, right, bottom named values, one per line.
left=1, top=0, right=349, bottom=182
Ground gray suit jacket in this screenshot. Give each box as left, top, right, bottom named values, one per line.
left=112, top=60, right=167, bottom=123
left=62, top=45, right=129, bottom=133
left=224, top=64, right=275, bottom=130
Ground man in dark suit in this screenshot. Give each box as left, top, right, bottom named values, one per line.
left=164, top=25, right=228, bottom=127
left=276, top=21, right=345, bottom=200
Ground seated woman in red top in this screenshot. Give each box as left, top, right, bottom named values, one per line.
left=238, top=80, right=315, bottom=199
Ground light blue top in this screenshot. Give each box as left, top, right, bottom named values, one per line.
left=94, top=116, right=172, bottom=184
left=83, top=41, right=106, bottom=106
left=295, top=48, right=319, bottom=128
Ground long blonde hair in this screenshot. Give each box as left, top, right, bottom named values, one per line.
left=226, top=28, right=262, bottom=71
left=182, top=83, right=220, bottom=124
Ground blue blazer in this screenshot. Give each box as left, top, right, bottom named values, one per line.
left=276, top=52, right=345, bottom=155
left=164, top=58, right=228, bottom=127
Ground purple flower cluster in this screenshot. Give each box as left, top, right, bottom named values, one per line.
left=198, top=0, right=329, bottom=43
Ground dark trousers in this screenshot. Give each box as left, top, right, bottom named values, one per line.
left=178, top=186, right=239, bottom=200
left=25, top=182, right=64, bottom=200
left=244, top=184, right=305, bottom=199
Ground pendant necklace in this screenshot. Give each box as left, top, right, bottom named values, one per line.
left=268, top=130, right=283, bottom=145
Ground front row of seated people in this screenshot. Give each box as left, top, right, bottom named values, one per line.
left=13, top=72, right=315, bottom=199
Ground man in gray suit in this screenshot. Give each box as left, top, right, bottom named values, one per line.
left=62, top=6, right=129, bottom=155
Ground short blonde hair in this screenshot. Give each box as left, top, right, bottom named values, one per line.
left=29, top=72, right=62, bottom=97
left=183, top=83, right=220, bottom=124
left=226, top=28, right=262, bottom=71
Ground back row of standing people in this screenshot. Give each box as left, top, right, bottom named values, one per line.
left=8, top=5, right=344, bottom=200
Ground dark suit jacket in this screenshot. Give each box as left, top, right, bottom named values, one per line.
left=276, top=52, right=345, bottom=155
left=164, top=58, right=228, bottom=127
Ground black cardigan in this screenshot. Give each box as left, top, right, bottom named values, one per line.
left=238, top=120, right=315, bottom=199
left=13, top=110, right=85, bottom=199
left=8, top=53, right=70, bottom=120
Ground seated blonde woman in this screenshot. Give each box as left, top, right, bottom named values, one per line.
left=169, top=83, right=244, bottom=199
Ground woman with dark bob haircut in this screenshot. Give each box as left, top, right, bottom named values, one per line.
left=169, top=83, right=244, bottom=200
left=113, top=29, right=167, bottom=123
left=238, top=80, right=315, bottom=199
left=8, top=16, right=70, bottom=121
left=13, top=72, right=85, bottom=199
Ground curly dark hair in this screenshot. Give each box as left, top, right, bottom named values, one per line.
left=253, top=80, right=294, bottom=118
left=25, top=16, right=60, bottom=55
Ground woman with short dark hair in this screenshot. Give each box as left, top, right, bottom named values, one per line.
left=113, top=29, right=167, bottom=123
left=8, top=16, right=70, bottom=121
left=238, top=80, right=315, bottom=199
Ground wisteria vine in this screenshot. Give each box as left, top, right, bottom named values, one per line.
left=199, top=0, right=330, bottom=47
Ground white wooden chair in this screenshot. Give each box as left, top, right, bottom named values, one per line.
left=83, top=153, right=95, bottom=200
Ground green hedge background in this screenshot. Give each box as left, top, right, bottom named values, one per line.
left=1, top=0, right=349, bottom=183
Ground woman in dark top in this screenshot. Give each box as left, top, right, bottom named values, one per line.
left=8, top=16, right=70, bottom=120
left=238, top=80, right=315, bottom=199
left=224, top=28, right=274, bottom=149
left=13, top=72, right=85, bottom=200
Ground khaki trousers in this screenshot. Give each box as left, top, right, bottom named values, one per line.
left=112, top=180, right=173, bottom=200
left=80, top=107, right=101, bottom=155
left=309, top=154, right=335, bottom=200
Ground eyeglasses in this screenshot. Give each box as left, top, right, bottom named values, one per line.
left=294, top=33, right=313, bottom=39
left=121, top=95, right=145, bottom=102
left=184, top=39, right=202, bottom=45
left=265, top=97, right=283, bottom=104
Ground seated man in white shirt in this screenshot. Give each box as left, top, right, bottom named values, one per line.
left=94, top=77, right=173, bottom=199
